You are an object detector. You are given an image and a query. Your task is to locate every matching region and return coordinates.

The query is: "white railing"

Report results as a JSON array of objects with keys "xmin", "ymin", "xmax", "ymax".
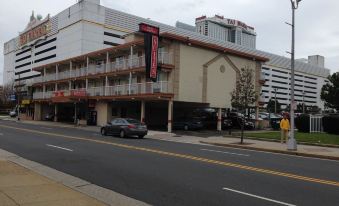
[
  {"xmin": 71, "ymin": 67, "xmax": 87, "ymax": 78},
  {"xmin": 32, "ymin": 53, "xmax": 174, "ymax": 84},
  {"xmin": 87, "ymin": 64, "xmax": 106, "ymax": 75},
  {"xmin": 310, "ymin": 115, "xmax": 323, "ymax": 133},
  {"xmin": 87, "ymin": 87, "xmax": 105, "ymax": 96},
  {"xmin": 33, "ymin": 92, "xmax": 44, "ymax": 99},
  {"xmin": 158, "ymin": 52, "xmax": 174, "ymax": 65},
  {"xmin": 44, "ymin": 74, "xmax": 56, "ymax": 82},
  {"xmin": 58, "ymin": 71, "xmax": 70, "ymax": 80},
  {"xmin": 33, "ymin": 82, "xmax": 172, "ymax": 99}
]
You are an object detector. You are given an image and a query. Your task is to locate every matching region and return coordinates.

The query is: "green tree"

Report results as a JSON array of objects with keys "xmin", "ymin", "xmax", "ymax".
[
  {"xmin": 266, "ymin": 98, "xmax": 281, "ymax": 113},
  {"xmin": 321, "ymin": 72, "xmax": 339, "ymax": 110},
  {"xmin": 230, "ymin": 67, "xmax": 257, "ymax": 144}
]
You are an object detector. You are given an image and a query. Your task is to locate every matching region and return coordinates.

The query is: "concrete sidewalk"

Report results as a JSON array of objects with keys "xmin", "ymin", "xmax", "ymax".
[{"xmin": 0, "ymin": 161, "xmax": 105, "ymax": 206}]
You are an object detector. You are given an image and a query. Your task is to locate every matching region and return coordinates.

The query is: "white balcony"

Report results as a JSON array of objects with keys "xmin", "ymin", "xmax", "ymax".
[
  {"xmin": 44, "ymin": 74, "xmax": 56, "ymax": 82},
  {"xmin": 158, "ymin": 52, "xmax": 173, "ymax": 65},
  {"xmin": 33, "ymin": 82, "xmax": 172, "ymax": 99},
  {"xmin": 32, "ymin": 52, "xmax": 173, "ymax": 84}
]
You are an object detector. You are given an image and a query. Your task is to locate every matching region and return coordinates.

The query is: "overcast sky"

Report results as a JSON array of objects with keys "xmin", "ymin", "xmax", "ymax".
[{"xmin": 0, "ymin": 0, "xmax": 338, "ymax": 85}]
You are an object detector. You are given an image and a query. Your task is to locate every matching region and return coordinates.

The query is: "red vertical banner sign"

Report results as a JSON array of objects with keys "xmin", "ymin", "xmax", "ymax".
[
  {"xmin": 150, "ymin": 35, "xmax": 158, "ymax": 80},
  {"xmin": 139, "ymin": 23, "xmax": 159, "ymax": 82}
]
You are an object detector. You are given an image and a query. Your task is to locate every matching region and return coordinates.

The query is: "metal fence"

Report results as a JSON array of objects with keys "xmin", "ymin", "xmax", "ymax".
[{"xmin": 309, "ymin": 115, "xmax": 323, "ymax": 133}]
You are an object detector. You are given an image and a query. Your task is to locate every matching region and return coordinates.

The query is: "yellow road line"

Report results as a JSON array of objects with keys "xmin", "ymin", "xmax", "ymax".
[{"xmin": 1, "ymin": 124, "xmax": 339, "ymax": 187}]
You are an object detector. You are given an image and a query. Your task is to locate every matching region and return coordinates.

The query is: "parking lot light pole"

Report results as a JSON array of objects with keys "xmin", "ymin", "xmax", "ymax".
[{"xmin": 287, "ymin": 0, "xmax": 301, "ymax": 151}]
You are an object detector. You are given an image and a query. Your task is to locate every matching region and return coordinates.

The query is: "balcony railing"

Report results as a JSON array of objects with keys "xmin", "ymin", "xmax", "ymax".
[
  {"xmin": 33, "ymin": 81, "xmax": 172, "ymax": 99},
  {"xmin": 32, "ymin": 52, "xmax": 174, "ymax": 84}
]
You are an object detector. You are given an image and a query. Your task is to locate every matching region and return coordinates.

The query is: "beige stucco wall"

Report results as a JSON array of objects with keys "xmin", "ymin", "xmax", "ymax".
[
  {"xmin": 178, "ymin": 45, "xmax": 216, "ymax": 103},
  {"xmin": 95, "ymin": 101, "xmax": 110, "ymax": 126},
  {"xmin": 178, "ymin": 44, "xmax": 258, "ymax": 108},
  {"xmin": 206, "ymin": 58, "xmax": 236, "ymax": 108}
]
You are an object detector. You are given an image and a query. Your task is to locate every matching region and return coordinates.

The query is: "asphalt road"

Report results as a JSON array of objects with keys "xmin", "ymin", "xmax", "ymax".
[{"xmin": 0, "ymin": 120, "xmax": 339, "ymax": 206}]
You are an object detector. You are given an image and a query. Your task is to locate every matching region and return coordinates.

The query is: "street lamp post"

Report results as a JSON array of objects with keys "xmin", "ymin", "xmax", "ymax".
[{"xmin": 287, "ymin": 0, "xmax": 301, "ymax": 151}]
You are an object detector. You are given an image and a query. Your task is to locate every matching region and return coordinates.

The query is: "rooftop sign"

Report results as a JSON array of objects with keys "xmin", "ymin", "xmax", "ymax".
[{"xmin": 20, "ymin": 20, "xmax": 51, "ymax": 46}]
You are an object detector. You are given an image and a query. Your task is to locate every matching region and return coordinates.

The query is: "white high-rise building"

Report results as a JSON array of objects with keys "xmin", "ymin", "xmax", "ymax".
[
  {"xmin": 3, "ymin": 0, "xmax": 124, "ymax": 90},
  {"xmin": 195, "ymin": 15, "xmax": 257, "ymax": 49}
]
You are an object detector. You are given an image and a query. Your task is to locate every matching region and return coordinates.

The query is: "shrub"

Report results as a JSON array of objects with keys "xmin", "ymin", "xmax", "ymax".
[
  {"xmin": 323, "ymin": 114, "xmax": 339, "ymax": 135},
  {"xmin": 295, "ymin": 114, "xmax": 310, "ymax": 133}
]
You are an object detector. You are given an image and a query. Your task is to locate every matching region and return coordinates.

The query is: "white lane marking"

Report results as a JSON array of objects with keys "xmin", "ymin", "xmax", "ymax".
[
  {"xmin": 46, "ymin": 144, "xmax": 73, "ymax": 152},
  {"xmin": 222, "ymin": 187, "xmax": 296, "ymax": 206},
  {"xmin": 201, "ymin": 148, "xmax": 250, "ymax": 157}
]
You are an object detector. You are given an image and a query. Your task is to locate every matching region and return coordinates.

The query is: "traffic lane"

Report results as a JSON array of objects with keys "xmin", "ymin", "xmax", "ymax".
[
  {"xmin": 1, "ymin": 120, "xmax": 339, "ymax": 183},
  {"xmin": 0, "ymin": 128, "xmax": 339, "ymax": 206}
]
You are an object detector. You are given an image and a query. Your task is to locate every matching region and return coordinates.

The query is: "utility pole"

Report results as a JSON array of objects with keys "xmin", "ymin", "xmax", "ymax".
[{"xmin": 287, "ymin": 0, "xmax": 301, "ymax": 151}]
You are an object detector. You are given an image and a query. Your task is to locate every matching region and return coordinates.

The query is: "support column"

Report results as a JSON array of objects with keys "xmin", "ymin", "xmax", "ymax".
[
  {"xmin": 217, "ymin": 108, "xmax": 222, "ymax": 131},
  {"xmin": 105, "ymin": 76, "xmax": 108, "ymax": 95},
  {"xmin": 167, "ymin": 99, "xmax": 173, "ymax": 133},
  {"xmin": 56, "ymin": 64, "xmax": 59, "ymax": 80},
  {"xmin": 86, "ymin": 79, "xmax": 88, "ymax": 90},
  {"xmin": 42, "ymin": 85, "xmax": 46, "ymax": 99},
  {"xmin": 86, "ymin": 57, "xmax": 89, "ymax": 75},
  {"xmin": 34, "ymin": 103, "xmax": 42, "ymax": 121},
  {"xmin": 54, "ymin": 104, "xmax": 58, "ymax": 122},
  {"xmin": 141, "ymin": 100, "xmax": 145, "ymax": 123},
  {"xmin": 106, "ymin": 52, "xmax": 109, "ymax": 73},
  {"xmin": 70, "ymin": 61, "xmax": 73, "ymax": 78}
]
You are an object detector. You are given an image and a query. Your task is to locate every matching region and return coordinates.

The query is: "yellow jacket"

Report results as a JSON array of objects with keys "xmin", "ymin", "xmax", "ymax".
[{"xmin": 280, "ymin": 118, "xmax": 290, "ymax": 130}]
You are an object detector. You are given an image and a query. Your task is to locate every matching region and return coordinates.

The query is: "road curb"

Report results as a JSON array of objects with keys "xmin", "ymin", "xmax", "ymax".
[
  {"xmin": 222, "ymin": 134, "xmax": 339, "ymax": 148},
  {"xmin": 200, "ymin": 141, "xmax": 339, "ymax": 161}
]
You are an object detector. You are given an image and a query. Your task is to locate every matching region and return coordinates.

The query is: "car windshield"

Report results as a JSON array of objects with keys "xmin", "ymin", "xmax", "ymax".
[{"xmin": 126, "ymin": 119, "xmax": 140, "ymax": 124}]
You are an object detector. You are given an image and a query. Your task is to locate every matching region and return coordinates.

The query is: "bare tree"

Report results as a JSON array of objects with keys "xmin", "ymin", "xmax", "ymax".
[
  {"xmin": 2, "ymin": 82, "xmax": 15, "ymax": 106},
  {"xmin": 230, "ymin": 67, "xmax": 257, "ymax": 144}
]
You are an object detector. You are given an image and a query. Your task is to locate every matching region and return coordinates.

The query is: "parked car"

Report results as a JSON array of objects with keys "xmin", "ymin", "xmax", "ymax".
[
  {"xmin": 44, "ymin": 113, "xmax": 55, "ymax": 121},
  {"xmin": 222, "ymin": 119, "xmax": 233, "ymax": 129},
  {"xmin": 101, "ymin": 118, "xmax": 147, "ymax": 138},
  {"xmin": 173, "ymin": 117, "xmax": 204, "ymax": 131},
  {"xmin": 227, "ymin": 112, "xmax": 255, "ymax": 130},
  {"xmin": 9, "ymin": 110, "xmax": 17, "ymax": 117},
  {"xmin": 191, "ymin": 108, "xmax": 233, "ymax": 130}
]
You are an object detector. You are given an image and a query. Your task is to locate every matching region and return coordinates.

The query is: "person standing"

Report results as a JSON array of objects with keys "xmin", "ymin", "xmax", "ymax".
[{"xmin": 280, "ymin": 115, "xmax": 290, "ymax": 143}]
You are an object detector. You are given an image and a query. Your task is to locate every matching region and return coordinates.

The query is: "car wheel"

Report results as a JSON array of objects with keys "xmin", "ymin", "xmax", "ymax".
[
  {"xmin": 120, "ymin": 130, "xmax": 125, "ymax": 138},
  {"xmin": 138, "ymin": 135, "xmax": 145, "ymax": 139},
  {"xmin": 184, "ymin": 125, "xmax": 189, "ymax": 131},
  {"xmin": 101, "ymin": 128, "xmax": 107, "ymax": 136}
]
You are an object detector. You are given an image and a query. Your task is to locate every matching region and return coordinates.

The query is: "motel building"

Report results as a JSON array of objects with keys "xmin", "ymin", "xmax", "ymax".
[{"xmin": 31, "ymin": 30, "xmax": 268, "ymax": 132}]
